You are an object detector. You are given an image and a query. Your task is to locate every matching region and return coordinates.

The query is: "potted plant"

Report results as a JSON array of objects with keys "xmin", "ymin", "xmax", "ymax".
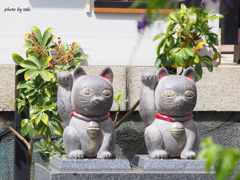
[{"xmin": 153, "ymin": 4, "xmax": 223, "ymax": 80}]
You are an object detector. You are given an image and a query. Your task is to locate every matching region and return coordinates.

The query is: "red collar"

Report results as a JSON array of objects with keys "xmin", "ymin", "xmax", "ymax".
[
  {"xmin": 72, "ymin": 111, "xmax": 110, "ymax": 122},
  {"xmin": 156, "ymin": 113, "xmax": 193, "ymax": 123}
]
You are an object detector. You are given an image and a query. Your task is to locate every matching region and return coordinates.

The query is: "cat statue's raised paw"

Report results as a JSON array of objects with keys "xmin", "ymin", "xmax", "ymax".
[
  {"xmin": 57, "ymin": 67, "xmax": 115, "ymax": 159},
  {"xmin": 139, "ymin": 67, "xmax": 199, "ymax": 159}
]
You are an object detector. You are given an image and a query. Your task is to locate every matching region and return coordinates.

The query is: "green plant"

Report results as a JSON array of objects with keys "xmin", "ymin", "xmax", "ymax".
[
  {"xmin": 153, "ymin": 4, "xmax": 223, "ymax": 79},
  {"xmin": 12, "ymin": 26, "xmax": 88, "ymax": 161},
  {"xmin": 197, "ymin": 137, "xmax": 240, "ymax": 180},
  {"xmin": 113, "ymin": 91, "xmax": 128, "ymax": 125}
]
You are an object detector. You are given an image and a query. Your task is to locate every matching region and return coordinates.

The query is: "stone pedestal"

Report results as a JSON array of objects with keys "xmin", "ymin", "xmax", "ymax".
[
  {"xmin": 131, "ymin": 155, "xmax": 207, "ymax": 172},
  {"xmin": 50, "ymin": 155, "xmax": 131, "ymax": 171},
  {"xmin": 35, "ymin": 155, "xmax": 214, "ymax": 180}
]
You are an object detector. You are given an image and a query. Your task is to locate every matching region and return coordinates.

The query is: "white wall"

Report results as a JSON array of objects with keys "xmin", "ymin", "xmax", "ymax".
[{"xmin": 0, "ymin": 0, "xmax": 219, "ymax": 66}]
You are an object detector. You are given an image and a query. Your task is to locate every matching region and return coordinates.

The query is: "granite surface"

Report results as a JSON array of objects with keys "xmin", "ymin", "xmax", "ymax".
[
  {"xmin": 131, "ymin": 155, "xmax": 206, "ymax": 172},
  {"xmin": 35, "ymin": 154, "xmax": 214, "ymax": 180},
  {"xmin": 50, "ymin": 155, "xmax": 131, "ymax": 171},
  {"xmin": 35, "ymin": 162, "xmax": 214, "ymax": 180}
]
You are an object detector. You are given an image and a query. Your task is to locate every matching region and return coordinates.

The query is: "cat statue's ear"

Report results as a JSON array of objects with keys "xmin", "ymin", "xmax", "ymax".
[
  {"xmin": 73, "ymin": 66, "xmax": 87, "ymax": 81},
  {"xmin": 99, "ymin": 67, "xmax": 113, "ymax": 83},
  {"xmin": 182, "ymin": 67, "xmax": 196, "ymax": 83},
  {"xmin": 156, "ymin": 67, "xmax": 169, "ymax": 81}
]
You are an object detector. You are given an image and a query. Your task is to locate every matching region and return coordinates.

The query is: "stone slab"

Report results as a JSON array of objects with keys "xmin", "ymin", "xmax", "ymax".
[
  {"xmin": 0, "ymin": 65, "xmax": 15, "ymax": 111},
  {"xmin": 194, "ymin": 66, "xmax": 240, "ymax": 111},
  {"xmin": 2, "ymin": 65, "xmax": 240, "ymax": 112},
  {"xmin": 35, "ymin": 162, "xmax": 214, "ymax": 180},
  {"xmin": 50, "ymin": 155, "xmax": 131, "ymax": 171},
  {"xmin": 127, "ymin": 66, "xmax": 240, "ymax": 111},
  {"xmin": 128, "ymin": 66, "xmax": 157, "ymax": 110},
  {"xmin": 131, "ymin": 155, "xmax": 206, "ymax": 172}
]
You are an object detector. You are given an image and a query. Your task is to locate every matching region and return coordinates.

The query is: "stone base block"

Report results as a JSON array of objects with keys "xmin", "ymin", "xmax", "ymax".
[
  {"xmin": 35, "ymin": 155, "xmax": 214, "ymax": 180},
  {"xmin": 50, "ymin": 155, "xmax": 131, "ymax": 171},
  {"xmin": 131, "ymin": 155, "xmax": 206, "ymax": 172}
]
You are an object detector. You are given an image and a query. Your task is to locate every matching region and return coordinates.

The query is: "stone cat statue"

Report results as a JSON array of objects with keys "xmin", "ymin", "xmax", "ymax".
[
  {"xmin": 139, "ymin": 67, "xmax": 199, "ymax": 159},
  {"xmin": 57, "ymin": 66, "xmax": 116, "ymax": 159}
]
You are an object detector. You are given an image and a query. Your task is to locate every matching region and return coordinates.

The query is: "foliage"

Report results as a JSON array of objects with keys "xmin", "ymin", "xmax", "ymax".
[
  {"xmin": 197, "ymin": 137, "xmax": 240, "ymax": 180},
  {"xmin": 153, "ymin": 4, "xmax": 223, "ymax": 79},
  {"xmin": 114, "ymin": 91, "xmax": 128, "ymax": 109},
  {"xmin": 35, "ymin": 138, "xmax": 64, "ymax": 162},
  {"xmin": 113, "ymin": 91, "xmax": 128, "ymax": 126},
  {"xmin": 12, "ymin": 26, "xmax": 88, "ymax": 159}
]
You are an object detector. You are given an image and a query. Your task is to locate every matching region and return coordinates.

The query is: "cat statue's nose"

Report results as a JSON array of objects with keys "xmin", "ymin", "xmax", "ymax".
[
  {"xmin": 93, "ymin": 98, "xmax": 101, "ymax": 105},
  {"xmin": 176, "ymin": 97, "xmax": 185, "ymax": 105}
]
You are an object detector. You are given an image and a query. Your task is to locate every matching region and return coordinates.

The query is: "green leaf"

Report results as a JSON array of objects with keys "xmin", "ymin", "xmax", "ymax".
[
  {"xmin": 21, "ymin": 121, "xmax": 30, "ymax": 136},
  {"xmin": 75, "ymin": 54, "xmax": 89, "ymax": 60},
  {"xmin": 169, "ymin": 12, "xmax": 179, "ymax": 23},
  {"xmin": 180, "ymin": 3, "xmax": 187, "ymax": 11},
  {"xmin": 28, "ymin": 122, "xmax": 35, "ymax": 138},
  {"xmin": 156, "ymin": 37, "xmax": 166, "ymax": 56},
  {"xmin": 164, "ymin": 16, "xmax": 171, "ymax": 24},
  {"xmin": 35, "ymin": 139, "xmax": 47, "ymax": 149},
  {"xmin": 55, "ymin": 138, "xmax": 63, "ymax": 147},
  {"xmin": 114, "ymin": 92, "xmax": 122, "ymax": 102},
  {"xmin": 170, "ymin": 47, "xmax": 180, "ymax": 53},
  {"xmin": 206, "ymin": 33, "xmax": 218, "ymax": 46},
  {"xmin": 193, "ymin": 54, "xmax": 200, "ymax": 63},
  {"xmin": 24, "ymin": 69, "xmax": 39, "ymax": 80},
  {"xmin": 40, "ymin": 70, "xmax": 52, "ymax": 81},
  {"xmin": 194, "ymin": 63, "xmax": 203, "ymax": 81},
  {"xmin": 216, "ymin": 148, "xmax": 240, "ymax": 180},
  {"xmin": 24, "ymin": 42, "xmax": 36, "ymax": 49},
  {"xmin": 42, "ymin": 28, "xmax": 53, "ymax": 47},
  {"xmin": 16, "ymin": 68, "xmax": 28, "ymax": 76},
  {"xmin": 41, "ymin": 112, "xmax": 49, "ymax": 125},
  {"xmin": 49, "ymin": 122, "xmax": 63, "ymax": 136},
  {"xmin": 202, "ymin": 56, "xmax": 213, "ymax": 72},
  {"xmin": 34, "ymin": 148, "xmax": 45, "ymax": 153},
  {"xmin": 31, "ymin": 26, "xmax": 42, "ymax": 42},
  {"xmin": 185, "ymin": 48, "xmax": 195, "ymax": 57},
  {"xmin": 155, "ymin": 57, "xmax": 161, "ymax": 68},
  {"xmin": 27, "ymin": 56, "xmax": 41, "ymax": 69},
  {"xmin": 50, "ymin": 116, "xmax": 62, "ymax": 123},
  {"xmin": 205, "ymin": 145, "xmax": 222, "ymax": 172},
  {"xmin": 159, "ymin": 53, "xmax": 168, "ymax": 67},
  {"xmin": 12, "ymin": 53, "xmax": 24, "ymax": 65},
  {"xmin": 38, "ymin": 94, "xmax": 45, "ymax": 106},
  {"xmin": 208, "ymin": 14, "xmax": 224, "ymax": 20},
  {"xmin": 153, "ymin": 33, "xmax": 164, "ymax": 41},
  {"xmin": 43, "ymin": 56, "xmax": 52, "ymax": 68},
  {"xmin": 59, "ymin": 43, "xmax": 69, "ymax": 56},
  {"xmin": 21, "ymin": 119, "xmax": 29, "ymax": 128},
  {"xmin": 181, "ymin": 49, "xmax": 189, "ymax": 60},
  {"xmin": 44, "ymin": 126, "xmax": 52, "ymax": 143},
  {"xmin": 20, "ymin": 60, "xmax": 39, "ymax": 70},
  {"xmin": 169, "ymin": 52, "xmax": 179, "ymax": 68},
  {"xmin": 45, "ymin": 35, "xmax": 54, "ymax": 47},
  {"xmin": 17, "ymin": 81, "xmax": 30, "ymax": 89},
  {"xmin": 26, "ymin": 49, "xmax": 34, "ymax": 58}
]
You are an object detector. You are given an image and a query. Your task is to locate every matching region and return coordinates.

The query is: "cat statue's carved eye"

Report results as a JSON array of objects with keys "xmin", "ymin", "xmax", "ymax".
[
  {"xmin": 81, "ymin": 87, "xmax": 94, "ymax": 96},
  {"xmin": 162, "ymin": 89, "xmax": 176, "ymax": 97},
  {"xmin": 184, "ymin": 90, "xmax": 195, "ymax": 97},
  {"xmin": 102, "ymin": 89, "xmax": 112, "ymax": 97}
]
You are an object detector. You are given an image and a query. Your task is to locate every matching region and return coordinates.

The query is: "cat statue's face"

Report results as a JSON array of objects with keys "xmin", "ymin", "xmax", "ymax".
[
  {"xmin": 71, "ymin": 67, "xmax": 113, "ymax": 117},
  {"xmin": 155, "ymin": 68, "xmax": 197, "ymax": 117}
]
